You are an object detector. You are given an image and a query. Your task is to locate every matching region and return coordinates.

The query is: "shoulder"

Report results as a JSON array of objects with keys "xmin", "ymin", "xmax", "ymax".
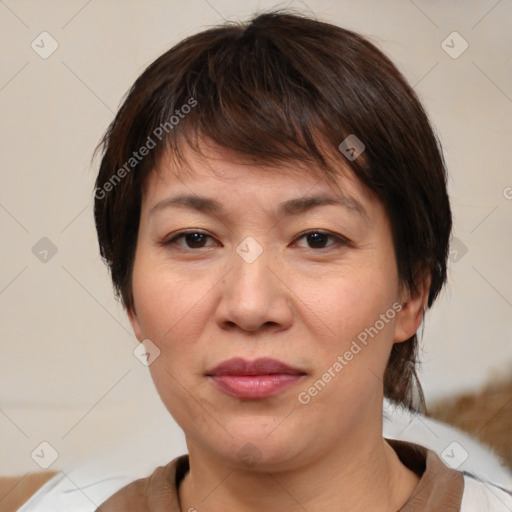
[
  {"xmin": 383, "ymin": 399, "xmax": 512, "ymax": 489},
  {"xmin": 16, "ymin": 471, "xmax": 130, "ymax": 512},
  {"xmin": 17, "ymin": 455, "xmax": 188, "ymax": 512},
  {"xmin": 95, "ymin": 476, "xmax": 148, "ymax": 511},
  {"xmin": 460, "ymin": 474, "xmax": 512, "ymax": 512},
  {"xmin": 97, "ymin": 455, "xmax": 188, "ymax": 512}
]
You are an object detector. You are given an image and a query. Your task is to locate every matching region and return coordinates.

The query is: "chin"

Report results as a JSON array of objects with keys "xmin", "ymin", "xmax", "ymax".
[{"xmin": 213, "ymin": 427, "xmax": 310, "ymax": 470}]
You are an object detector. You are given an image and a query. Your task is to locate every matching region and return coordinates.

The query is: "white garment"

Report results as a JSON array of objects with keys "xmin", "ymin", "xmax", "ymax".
[
  {"xmin": 19, "ymin": 400, "xmax": 512, "ymax": 511},
  {"xmin": 460, "ymin": 475, "xmax": 512, "ymax": 511}
]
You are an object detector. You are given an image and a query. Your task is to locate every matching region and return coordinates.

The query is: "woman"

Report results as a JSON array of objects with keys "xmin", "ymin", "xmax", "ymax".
[{"xmin": 92, "ymin": 11, "xmax": 511, "ymax": 511}]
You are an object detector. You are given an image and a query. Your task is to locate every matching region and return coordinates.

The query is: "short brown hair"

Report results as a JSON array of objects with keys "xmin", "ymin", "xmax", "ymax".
[{"xmin": 94, "ymin": 11, "xmax": 452, "ymax": 410}]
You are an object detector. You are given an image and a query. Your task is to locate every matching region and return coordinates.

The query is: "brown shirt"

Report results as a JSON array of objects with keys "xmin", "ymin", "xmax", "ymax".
[{"xmin": 96, "ymin": 439, "xmax": 464, "ymax": 511}]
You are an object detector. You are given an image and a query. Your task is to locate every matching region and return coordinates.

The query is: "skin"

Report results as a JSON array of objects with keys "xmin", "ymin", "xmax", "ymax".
[{"xmin": 128, "ymin": 140, "xmax": 430, "ymax": 512}]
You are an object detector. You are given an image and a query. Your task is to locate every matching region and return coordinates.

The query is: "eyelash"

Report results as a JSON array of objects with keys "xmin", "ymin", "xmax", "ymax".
[{"xmin": 159, "ymin": 230, "xmax": 351, "ymax": 251}]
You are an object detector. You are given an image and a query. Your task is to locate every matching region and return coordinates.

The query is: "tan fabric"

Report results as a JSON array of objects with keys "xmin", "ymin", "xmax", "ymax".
[
  {"xmin": 389, "ymin": 440, "xmax": 464, "ymax": 511},
  {"xmin": 96, "ymin": 440, "xmax": 464, "ymax": 511},
  {"xmin": 0, "ymin": 471, "xmax": 58, "ymax": 512}
]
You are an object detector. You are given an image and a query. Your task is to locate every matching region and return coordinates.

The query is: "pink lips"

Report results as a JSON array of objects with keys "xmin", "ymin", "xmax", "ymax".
[{"xmin": 206, "ymin": 357, "xmax": 306, "ymax": 399}]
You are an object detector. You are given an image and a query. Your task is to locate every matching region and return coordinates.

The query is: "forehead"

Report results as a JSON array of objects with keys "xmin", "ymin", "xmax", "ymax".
[{"xmin": 143, "ymin": 142, "xmax": 377, "ymax": 217}]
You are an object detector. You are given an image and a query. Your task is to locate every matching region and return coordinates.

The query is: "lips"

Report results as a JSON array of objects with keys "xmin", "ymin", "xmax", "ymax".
[{"xmin": 206, "ymin": 358, "xmax": 306, "ymax": 399}]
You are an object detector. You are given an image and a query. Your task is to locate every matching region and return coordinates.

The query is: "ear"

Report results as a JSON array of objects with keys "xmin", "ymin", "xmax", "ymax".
[
  {"xmin": 394, "ymin": 271, "xmax": 431, "ymax": 344},
  {"xmin": 127, "ymin": 304, "xmax": 144, "ymax": 342}
]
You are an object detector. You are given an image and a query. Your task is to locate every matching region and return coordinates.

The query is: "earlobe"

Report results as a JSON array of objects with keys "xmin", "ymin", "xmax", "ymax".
[{"xmin": 393, "ymin": 273, "xmax": 431, "ymax": 344}]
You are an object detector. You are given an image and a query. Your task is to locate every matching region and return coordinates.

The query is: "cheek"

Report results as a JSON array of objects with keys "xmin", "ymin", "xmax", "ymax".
[
  {"xmin": 131, "ymin": 260, "xmax": 217, "ymax": 430},
  {"xmin": 291, "ymin": 263, "xmax": 400, "ymax": 410},
  {"xmin": 297, "ymin": 265, "xmax": 398, "ymax": 344},
  {"xmin": 131, "ymin": 257, "xmax": 209, "ymax": 342},
  {"xmin": 297, "ymin": 274, "xmax": 399, "ymax": 415},
  {"xmin": 130, "ymin": 255, "xmax": 220, "ymax": 397}
]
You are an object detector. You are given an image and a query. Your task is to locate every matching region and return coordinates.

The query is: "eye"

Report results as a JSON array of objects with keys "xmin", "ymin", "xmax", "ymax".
[
  {"xmin": 160, "ymin": 229, "xmax": 349, "ymax": 251},
  {"xmin": 293, "ymin": 230, "xmax": 349, "ymax": 249},
  {"xmin": 160, "ymin": 231, "xmax": 218, "ymax": 249}
]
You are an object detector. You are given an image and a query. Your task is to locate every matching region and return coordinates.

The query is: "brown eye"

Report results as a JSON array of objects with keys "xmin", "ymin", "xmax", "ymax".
[
  {"xmin": 162, "ymin": 231, "xmax": 217, "ymax": 249},
  {"xmin": 306, "ymin": 232, "xmax": 330, "ymax": 249},
  {"xmin": 294, "ymin": 230, "xmax": 349, "ymax": 249},
  {"xmin": 182, "ymin": 233, "xmax": 208, "ymax": 248}
]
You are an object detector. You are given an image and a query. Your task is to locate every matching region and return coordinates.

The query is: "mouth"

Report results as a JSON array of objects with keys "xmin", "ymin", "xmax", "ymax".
[{"xmin": 205, "ymin": 357, "xmax": 306, "ymax": 399}]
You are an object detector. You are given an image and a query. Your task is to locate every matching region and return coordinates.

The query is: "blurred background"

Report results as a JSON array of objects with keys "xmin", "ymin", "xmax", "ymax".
[{"xmin": 1, "ymin": 0, "xmax": 511, "ymax": 475}]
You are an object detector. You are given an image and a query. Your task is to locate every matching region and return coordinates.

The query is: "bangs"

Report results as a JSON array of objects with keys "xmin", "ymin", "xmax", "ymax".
[{"xmin": 125, "ymin": 14, "xmax": 373, "ymax": 186}]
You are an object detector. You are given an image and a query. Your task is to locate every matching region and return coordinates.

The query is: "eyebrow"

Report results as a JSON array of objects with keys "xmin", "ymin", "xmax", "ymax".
[{"xmin": 149, "ymin": 192, "xmax": 368, "ymax": 220}]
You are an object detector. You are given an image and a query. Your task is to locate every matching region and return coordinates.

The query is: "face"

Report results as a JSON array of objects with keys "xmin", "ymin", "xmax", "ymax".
[{"xmin": 128, "ymin": 142, "xmax": 424, "ymax": 471}]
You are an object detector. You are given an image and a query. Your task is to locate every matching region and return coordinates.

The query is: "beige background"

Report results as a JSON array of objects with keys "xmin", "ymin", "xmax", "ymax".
[{"xmin": 1, "ymin": 0, "xmax": 511, "ymax": 475}]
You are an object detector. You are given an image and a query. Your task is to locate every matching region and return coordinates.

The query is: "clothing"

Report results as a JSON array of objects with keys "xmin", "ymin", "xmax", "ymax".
[
  {"xmin": 0, "ymin": 471, "xmax": 57, "ymax": 512},
  {"xmin": 16, "ymin": 402, "xmax": 512, "ymax": 511},
  {"xmin": 95, "ymin": 439, "xmax": 512, "ymax": 511}
]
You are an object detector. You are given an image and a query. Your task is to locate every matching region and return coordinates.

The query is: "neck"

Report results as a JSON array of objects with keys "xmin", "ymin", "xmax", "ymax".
[{"xmin": 178, "ymin": 418, "xmax": 419, "ymax": 512}]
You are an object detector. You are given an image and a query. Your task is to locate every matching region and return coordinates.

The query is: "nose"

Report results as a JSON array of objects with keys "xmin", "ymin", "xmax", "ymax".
[{"xmin": 215, "ymin": 244, "xmax": 294, "ymax": 333}]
